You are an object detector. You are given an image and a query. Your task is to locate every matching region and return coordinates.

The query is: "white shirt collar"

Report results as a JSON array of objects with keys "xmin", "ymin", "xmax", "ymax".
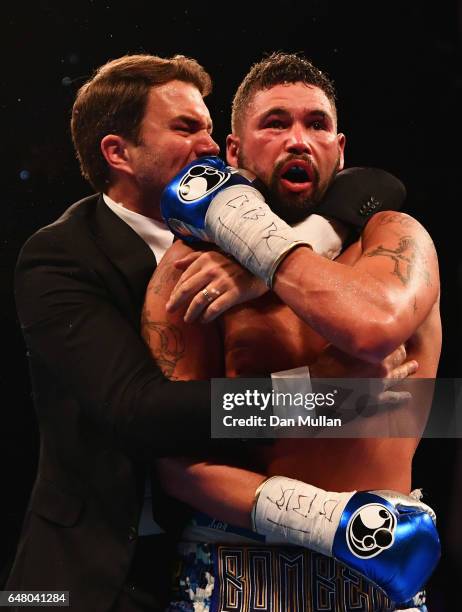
[{"xmin": 103, "ymin": 193, "xmax": 173, "ymax": 263}]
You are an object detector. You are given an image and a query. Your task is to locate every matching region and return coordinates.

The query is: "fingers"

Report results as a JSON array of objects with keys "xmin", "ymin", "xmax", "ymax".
[
  {"xmin": 382, "ymin": 359, "xmax": 418, "ymax": 391},
  {"xmin": 182, "ymin": 286, "xmax": 221, "ymax": 323},
  {"xmin": 383, "ymin": 344, "xmax": 407, "ymax": 371},
  {"xmin": 376, "ymin": 390, "xmax": 413, "ymax": 405},
  {"xmin": 166, "ymin": 249, "xmax": 267, "ymax": 322},
  {"xmin": 185, "ymin": 291, "xmax": 232, "ymax": 324},
  {"xmin": 365, "ymin": 356, "xmax": 417, "ymax": 407},
  {"xmin": 174, "ymin": 251, "xmax": 204, "ymax": 270},
  {"xmin": 167, "ymin": 252, "xmax": 231, "ymax": 313},
  {"xmin": 392, "ymin": 344, "xmax": 407, "ymax": 368},
  {"xmin": 167, "ymin": 269, "xmax": 213, "ymax": 314},
  {"xmin": 175, "ymin": 284, "xmax": 240, "ymax": 324},
  {"xmin": 200, "ymin": 294, "xmax": 233, "ymax": 323}
]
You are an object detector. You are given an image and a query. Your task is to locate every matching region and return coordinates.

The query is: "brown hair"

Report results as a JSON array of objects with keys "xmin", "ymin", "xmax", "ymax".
[
  {"xmin": 231, "ymin": 52, "xmax": 337, "ymax": 134},
  {"xmin": 71, "ymin": 54, "xmax": 212, "ymax": 191}
]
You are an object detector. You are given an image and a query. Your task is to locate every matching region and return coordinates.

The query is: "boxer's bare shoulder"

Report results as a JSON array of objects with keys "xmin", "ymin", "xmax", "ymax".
[{"xmin": 142, "ymin": 241, "xmax": 224, "ymax": 380}]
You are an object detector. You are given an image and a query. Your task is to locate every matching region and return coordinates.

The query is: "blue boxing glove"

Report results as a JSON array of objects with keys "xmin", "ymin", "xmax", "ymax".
[
  {"xmin": 252, "ymin": 476, "xmax": 440, "ymax": 604},
  {"xmin": 161, "ymin": 156, "xmax": 311, "ymax": 286},
  {"xmin": 161, "ymin": 156, "xmax": 250, "ymax": 242}
]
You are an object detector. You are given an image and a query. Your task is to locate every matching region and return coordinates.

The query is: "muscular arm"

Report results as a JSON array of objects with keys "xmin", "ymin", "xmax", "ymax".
[
  {"xmin": 273, "ymin": 212, "xmax": 439, "ymax": 362},
  {"xmin": 156, "ymin": 457, "xmax": 263, "ymax": 528},
  {"xmin": 169, "ymin": 212, "xmax": 439, "ymax": 363}
]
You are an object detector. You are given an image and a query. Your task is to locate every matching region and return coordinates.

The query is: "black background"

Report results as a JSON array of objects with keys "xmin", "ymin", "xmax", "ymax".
[{"xmin": 1, "ymin": 1, "xmax": 461, "ymax": 608}]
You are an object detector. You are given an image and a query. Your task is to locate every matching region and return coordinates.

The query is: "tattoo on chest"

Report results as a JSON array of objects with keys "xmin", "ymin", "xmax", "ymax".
[{"xmin": 365, "ymin": 235, "xmax": 431, "ymax": 287}]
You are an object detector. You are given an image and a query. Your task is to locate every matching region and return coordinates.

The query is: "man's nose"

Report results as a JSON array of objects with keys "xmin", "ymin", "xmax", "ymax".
[
  {"xmin": 195, "ymin": 133, "xmax": 220, "ymax": 158},
  {"xmin": 285, "ymin": 126, "xmax": 311, "ymax": 155}
]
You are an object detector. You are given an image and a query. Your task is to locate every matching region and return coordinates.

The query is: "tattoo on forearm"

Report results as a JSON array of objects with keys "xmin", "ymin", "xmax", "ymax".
[
  {"xmin": 365, "ymin": 236, "xmax": 431, "ymax": 287},
  {"xmin": 141, "ymin": 308, "xmax": 185, "ymax": 379}
]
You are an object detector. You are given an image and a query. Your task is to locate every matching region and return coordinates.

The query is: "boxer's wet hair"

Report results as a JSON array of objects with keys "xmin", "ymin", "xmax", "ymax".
[
  {"xmin": 71, "ymin": 54, "xmax": 212, "ymax": 192},
  {"xmin": 231, "ymin": 52, "xmax": 337, "ymax": 135}
]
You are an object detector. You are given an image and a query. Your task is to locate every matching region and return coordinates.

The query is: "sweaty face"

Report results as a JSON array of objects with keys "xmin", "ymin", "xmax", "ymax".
[
  {"xmin": 128, "ymin": 80, "xmax": 219, "ymax": 205},
  {"xmin": 228, "ymin": 83, "xmax": 345, "ymax": 223}
]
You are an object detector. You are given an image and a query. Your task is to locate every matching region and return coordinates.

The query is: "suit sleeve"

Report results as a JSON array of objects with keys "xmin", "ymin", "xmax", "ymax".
[{"xmin": 15, "ymin": 227, "xmax": 214, "ymax": 460}]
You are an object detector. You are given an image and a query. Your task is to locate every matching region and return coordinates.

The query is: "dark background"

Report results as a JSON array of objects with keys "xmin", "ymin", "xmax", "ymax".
[{"xmin": 1, "ymin": 1, "xmax": 461, "ymax": 608}]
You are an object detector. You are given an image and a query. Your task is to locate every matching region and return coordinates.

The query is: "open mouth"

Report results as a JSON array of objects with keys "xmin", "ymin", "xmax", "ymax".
[
  {"xmin": 279, "ymin": 160, "xmax": 314, "ymax": 192},
  {"xmin": 281, "ymin": 165, "xmax": 311, "ymax": 183}
]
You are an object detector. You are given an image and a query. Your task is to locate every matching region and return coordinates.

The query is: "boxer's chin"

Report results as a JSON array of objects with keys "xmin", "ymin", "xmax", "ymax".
[
  {"xmin": 269, "ymin": 186, "xmax": 320, "ymax": 225},
  {"xmin": 270, "ymin": 161, "xmax": 341, "ymax": 224}
]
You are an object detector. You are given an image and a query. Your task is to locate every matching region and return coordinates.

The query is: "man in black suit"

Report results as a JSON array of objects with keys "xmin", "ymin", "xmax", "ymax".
[{"xmin": 7, "ymin": 53, "xmax": 224, "ymax": 612}]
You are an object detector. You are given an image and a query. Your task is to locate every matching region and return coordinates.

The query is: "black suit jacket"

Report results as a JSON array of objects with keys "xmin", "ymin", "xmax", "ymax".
[{"xmin": 7, "ymin": 194, "xmax": 213, "ymax": 610}]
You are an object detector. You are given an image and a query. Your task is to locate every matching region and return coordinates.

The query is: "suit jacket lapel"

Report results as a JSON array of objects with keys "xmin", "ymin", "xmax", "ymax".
[{"xmin": 91, "ymin": 195, "xmax": 157, "ymax": 316}]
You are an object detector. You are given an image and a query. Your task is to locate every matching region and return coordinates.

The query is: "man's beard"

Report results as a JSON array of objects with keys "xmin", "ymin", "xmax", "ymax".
[{"xmin": 238, "ymin": 152, "xmax": 340, "ymax": 225}]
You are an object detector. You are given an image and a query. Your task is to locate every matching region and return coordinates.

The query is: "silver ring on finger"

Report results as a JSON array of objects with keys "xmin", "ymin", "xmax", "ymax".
[{"xmin": 202, "ymin": 287, "xmax": 221, "ymax": 304}]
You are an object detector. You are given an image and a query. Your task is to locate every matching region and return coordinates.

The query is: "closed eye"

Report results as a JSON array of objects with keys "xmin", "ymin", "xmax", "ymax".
[
  {"xmin": 173, "ymin": 123, "xmax": 196, "ymax": 134},
  {"xmin": 264, "ymin": 119, "xmax": 286, "ymax": 129},
  {"xmin": 172, "ymin": 116, "xmax": 213, "ymax": 135}
]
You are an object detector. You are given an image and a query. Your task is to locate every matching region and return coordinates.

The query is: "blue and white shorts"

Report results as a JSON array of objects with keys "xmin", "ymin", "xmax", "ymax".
[{"xmin": 166, "ymin": 514, "xmax": 427, "ymax": 612}]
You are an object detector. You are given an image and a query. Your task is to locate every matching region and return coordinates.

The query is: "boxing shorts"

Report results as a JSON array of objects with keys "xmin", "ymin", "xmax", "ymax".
[{"xmin": 165, "ymin": 513, "xmax": 427, "ymax": 612}]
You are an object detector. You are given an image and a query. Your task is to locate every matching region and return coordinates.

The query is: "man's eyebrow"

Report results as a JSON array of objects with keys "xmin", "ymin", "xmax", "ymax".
[
  {"xmin": 310, "ymin": 110, "xmax": 329, "ymax": 118},
  {"xmin": 258, "ymin": 108, "xmax": 333, "ymax": 122},
  {"xmin": 173, "ymin": 115, "xmax": 213, "ymax": 131},
  {"xmin": 297, "ymin": 109, "xmax": 333, "ymax": 122},
  {"xmin": 259, "ymin": 107, "xmax": 290, "ymax": 120}
]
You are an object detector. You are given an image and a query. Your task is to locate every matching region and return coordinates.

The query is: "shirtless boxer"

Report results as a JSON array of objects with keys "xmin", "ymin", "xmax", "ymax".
[{"xmin": 147, "ymin": 54, "xmax": 441, "ymax": 610}]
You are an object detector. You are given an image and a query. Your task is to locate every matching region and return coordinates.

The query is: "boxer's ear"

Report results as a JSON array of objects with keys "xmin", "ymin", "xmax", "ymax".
[
  {"xmin": 226, "ymin": 134, "xmax": 240, "ymax": 168},
  {"xmin": 337, "ymin": 133, "xmax": 346, "ymax": 171}
]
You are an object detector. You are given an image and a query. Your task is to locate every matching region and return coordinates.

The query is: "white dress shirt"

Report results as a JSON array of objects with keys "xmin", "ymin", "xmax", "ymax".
[
  {"xmin": 103, "ymin": 193, "xmax": 173, "ymax": 263},
  {"xmin": 104, "ymin": 193, "xmax": 172, "ymax": 535}
]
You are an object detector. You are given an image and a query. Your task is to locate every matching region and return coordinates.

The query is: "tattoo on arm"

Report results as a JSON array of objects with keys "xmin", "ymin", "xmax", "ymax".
[
  {"xmin": 377, "ymin": 213, "xmax": 416, "ymax": 228},
  {"xmin": 141, "ymin": 307, "xmax": 185, "ymax": 379},
  {"xmin": 365, "ymin": 235, "xmax": 432, "ymax": 287},
  {"xmin": 147, "ymin": 265, "xmax": 182, "ymax": 297}
]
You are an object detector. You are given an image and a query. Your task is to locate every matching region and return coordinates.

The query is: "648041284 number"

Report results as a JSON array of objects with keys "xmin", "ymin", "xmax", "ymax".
[{"xmin": 0, "ymin": 591, "xmax": 69, "ymax": 607}]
